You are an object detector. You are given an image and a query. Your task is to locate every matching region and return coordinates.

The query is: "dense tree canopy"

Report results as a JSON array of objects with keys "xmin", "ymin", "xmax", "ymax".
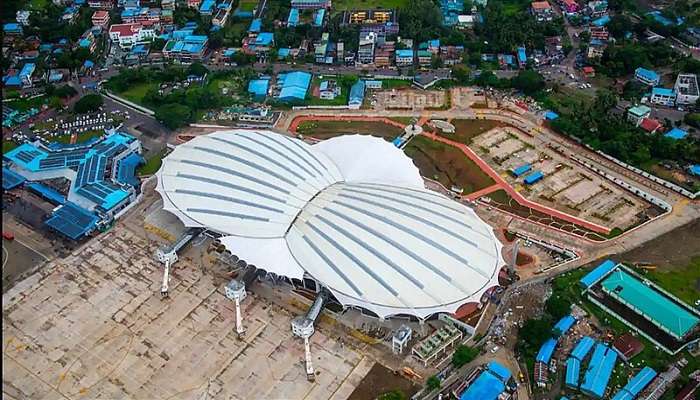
[
  {"xmin": 74, "ymin": 94, "xmax": 103, "ymax": 114},
  {"xmin": 452, "ymin": 345, "xmax": 479, "ymax": 368},
  {"xmin": 398, "ymin": 0, "xmax": 444, "ymax": 44},
  {"xmin": 155, "ymin": 103, "xmax": 192, "ymax": 130},
  {"xmin": 511, "ymin": 70, "xmax": 545, "ymax": 95}
]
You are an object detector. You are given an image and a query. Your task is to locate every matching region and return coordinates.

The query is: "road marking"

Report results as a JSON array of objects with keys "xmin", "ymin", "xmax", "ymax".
[
  {"xmin": 2, "ymin": 245, "xmax": 8, "ymax": 271},
  {"xmin": 14, "ymin": 237, "xmax": 50, "ymax": 261}
]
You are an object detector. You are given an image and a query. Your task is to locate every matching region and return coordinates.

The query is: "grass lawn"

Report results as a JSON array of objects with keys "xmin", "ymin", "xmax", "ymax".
[
  {"xmin": 444, "ymin": 119, "xmax": 505, "ymax": 145},
  {"xmin": 237, "ymin": 0, "xmax": 258, "ymax": 12},
  {"xmin": 403, "ymin": 135, "xmax": 495, "ymax": 193},
  {"xmin": 640, "ymin": 256, "xmax": 700, "ymax": 305},
  {"xmin": 4, "ymin": 95, "xmax": 53, "ymax": 112},
  {"xmin": 380, "ymin": 79, "xmax": 412, "ymax": 89},
  {"xmin": 389, "ymin": 117, "xmax": 413, "ymax": 125},
  {"xmin": 28, "ymin": 0, "xmax": 48, "ymax": 10},
  {"xmin": 296, "ymin": 120, "xmax": 404, "ymax": 140},
  {"xmin": 306, "ymin": 78, "xmax": 350, "ymax": 106},
  {"xmin": 52, "ymin": 130, "xmax": 104, "ymax": 145},
  {"xmin": 3, "ymin": 140, "xmax": 19, "ymax": 154},
  {"xmin": 118, "ymin": 83, "xmax": 157, "ymax": 105},
  {"xmin": 331, "ymin": 0, "xmax": 409, "ymax": 12},
  {"xmin": 137, "ymin": 148, "xmax": 167, "ymax": 175}
]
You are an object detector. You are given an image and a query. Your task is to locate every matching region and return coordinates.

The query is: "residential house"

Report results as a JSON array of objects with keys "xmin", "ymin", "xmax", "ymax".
[
  {"xmin": 440, "ymin": 0, "xmax": 464, "ymax": 26},
  {"xmin": 92, "ymin": 10, "xmax": 110, "ymax": 28},
  {"xmin": 649, "ymin": 87, "xmax": 676, "ymax": 107},
  {"xmin": 498, "ymin": 54, "xmax": 516, "ymax": 69},
  {"xmin": 627, "ymin": 104, "xmax": 651, "ymax": 126},
  {"xmin": 589, "ymin": 26, "xmax": 609, "ymax": 40},
  {"xmin": 439, "ymin": 45, "xmax": 464, "ymax": 65},
  {"xmin": 314, "ymin": 33, "xmax": 333, "ymax": 64},
  {"xmin": 531, "ymin": 1, "xmax": 553, "ymax": 22},
  {"xmin": 357, "ymin": 32, "xmax": 377, "ymax": 65},
  {"xmin": 417, "ymin": 50, "xmax": 432, "ymax": 67},
  {"xmin": 3, "ymin": 23, "xmax": 23, "ymax": 36},
  {"xmin": 562, "ymin": 0, "xmax": 579, "ymax": 13},
  {"xmin": 161, "ymin": 9, "xmax": 173, "ymax": 25},
  {"xmin": 586, "ymin": 0, "xmax": 607, "ymax": 17},
  {"xmin": 586, "ymin": 42, "xmax": 606, "ymax": 59},
  {"xmin": 374, "ymin": 41, "xmax": 394, "ymax": 68},
  {"xmin": 318, "ymin": 80, "xmax": 340, "ymax": 99},
  {"xmin": 674, "ymin": 73, "xmax": 699, "ymax": 105},
  {"xmin": 19, "ymin": 63, "xmax": 36, "ymax": 87},
  {"xmin": 635, "ymin": 67, "xmax": 660, "ymax": 86},
  {"xmin": 395, "ymin": 49, "xmax": 414, "ymax": 66},
  {"xmin": 517, "ymin": 46, "xmax": 527, "ymax": 68},
  {"xmin": 121, "ymin": 7, "xmax": 161, "ymax": 25},
  {"xmin": 348, "ymin": 80, "xmax": 365, "ymax": 109},
  {"xmin": 161, "ymin": 0, "xmax": 176, "ymax": 9},
  {"xmin": 313, "ymin": 9, "xmax": 326, "ymax": 27},
  {"xmin": 62, "ymin": 6, "xmax": 80, "ymax": 24},
  {"xmin": 639, "ymin": 117, "xmax": 662, "ymax": 133},
  {"xmin": 109, "ymin": 23, "xmax": 155, "ymax": 49},
  {"xmin": 582, "ymin": 66, "xmax": 595, "ymax": 78},
  {"xmin": 187, "ymin": 0, "xmax": 201, "ymax": 8},
  {"xmin": 341, "ymin": 9, "xmax": 400, "ymax": 36},
  {"xmin": 545, "ymin": 36, "xmax": 562, "ymax": 56},
  {"xmin": 199, "ymin": 0, "xmax": 215, "ymax": 15},
  {"xmin": 336, "ymin": 42, "xmax": 344, "ymax": 63},
  {"xmin": 78, "ymin": 30, "xmax": 98, "ymax": 52}
]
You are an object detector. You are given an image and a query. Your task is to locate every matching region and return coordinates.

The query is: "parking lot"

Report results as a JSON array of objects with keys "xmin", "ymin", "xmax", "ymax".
[
  {"xmin": 373, "ymin": 89, "xmax": 447, "ymax": 111},
  {"xmin": 469, "ymin": 126, "xmax": 655, "ymax": 231}
]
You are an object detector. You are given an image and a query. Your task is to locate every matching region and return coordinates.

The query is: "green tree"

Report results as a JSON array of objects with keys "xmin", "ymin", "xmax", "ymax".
[
  {"xmin": 187, "ymin": 62, "xmax": 208, "ymax": 77},
  {"xmin": 545, "ymin": 294, "xmax": 571, "ymax": 322},
  {"xmin": 74, "ymin": 94, "xmax": 103, "ymax": 113},
  {"xmin": 452, "ymin": 345, "xmax": 479, "ymax": 368},
  {"xmin": 378, "ymin": 390, "xmax": 406, "ymax": 400},
  {"xmin": 155, "ymin": 103, "xmax": 192, "ymax": 129},
  {"xmin": 426, "ymin": 375, "xmax": 441, "ymax": 391},
  {"xmin": 511, "ymin": 70, "xmax": 545, "ymax": 95},
  {"xmin": 398, "ymin": 0, "xmax": 444, "ymax": 43}
]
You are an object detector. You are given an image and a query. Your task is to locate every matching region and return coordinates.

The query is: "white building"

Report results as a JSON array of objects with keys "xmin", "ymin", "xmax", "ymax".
[
  {"xmin": 674, "ymin": 73, "xmax": 699, "ymax": 106},
  {"xmin": 357, "ymin": 32, "xmax": 376, "ymax": 65},
  {"xmin": 155, "ymin": 130, "xmax": 504, "ymax": 320},
  {"xmin": 648, "ymin": 87, "xmax": 676, "ymax": 107},
  {"xmin": 108, "ymin": 23, "xmax": 155, "ymax": 50}
]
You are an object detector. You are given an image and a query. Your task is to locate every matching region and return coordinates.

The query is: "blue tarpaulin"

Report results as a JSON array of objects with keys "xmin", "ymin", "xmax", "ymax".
[
  {"xmin": 524, "ymin": 171, "xmax": 544, "ymax": 185},
  {"xmin": 511, "ymin": 164, "xmax": 532, "ymax": 177}
]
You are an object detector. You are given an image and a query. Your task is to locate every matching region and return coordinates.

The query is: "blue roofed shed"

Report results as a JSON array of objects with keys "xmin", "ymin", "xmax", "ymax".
[
  {"xmin": 348, "ymin": 80, "xmax": 366, "ymax": 108},
  {"xmin": 592, "ymin": 15, "xmax": 610, "ymax": 26},
  {"xmin": 460, "ymin": 370, "xmax": 506, "ymax": 400},
  {"xmin": 579, "ymin": 259, "xmax": 616, "ymax": 288},
  {"xmin": 690, "ymin": 165, "xmax": 700, "ymax": 176},
  {"xmin": 255, "ymin": 32, "xmax": 274, "ymax": 46},
  {"xmin": 581, "ymin": 344, "xmax": 617, "ymax": 398},
  {"xmin": 2, "ymin": 167, "xmax": 26, "ymax": 190},
  {"xmin": 665, "ymin": 127, "xmax": 688, "ymax": 140},
  {"xmin": 524, "ymin": 171, "xmax": 544, "ymax": 185},
  {"xmin": 45, "ymin": 202, "xmax": 99, "ymax": 240},
  {"xmin": 565, "ymin": 358, "xmax": 580, "ymax": 388},
  {"xmin": 249, "ymin": 18, "xmax": 262, "ymax": 33},
  {"xmin": 544, "ymin": 110, "xmax": 559, "ymax": 120},
  {"xmin": 248, "ymin": 79, "xmax": 269, "ymax": 98},
  {"xmin": 517, "ymin": 47, "xmax": 527, "ymax": 65},
  {"xmin": 536, "ymin": 338, "xmax": 557, "ymax": 363},
  {"xmin": 554, "ymin": 315, "xmax": 576, "ymax": 335},
  {"xmin": 287, "ymin": 8, "xmax": 299, "ymax": 26},
  {"xmin": 611, "ymin": 367, "xmax": 657, "ymax": 400},
  {"xmin": 511, "ymin": 164, "xmax": 531, "ymax": 177},
  {"xmin": 278, "ymin": 71, "xmax": 311, "ymax": 102},
  {"xmin": 571, "ymin": 336, "xmax": 595, "ymax": 360}
]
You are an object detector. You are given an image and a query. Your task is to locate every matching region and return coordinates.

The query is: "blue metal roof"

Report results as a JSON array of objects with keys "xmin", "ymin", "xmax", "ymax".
[
  {"xmin": 651, "ymin": 87, "xmax": 675, "ymax": 96},
  {"xmin": 249, "ymin": 18, "xmax": 262, "ymax": 33},
  {"xmin": 486, "ymin": 361, "xmax": 511, "ymax": 383},
  {"xmin": 396, "ymin": 49, "xmax": 414, "ymax": 58},
  {"xmin": 278, "ymin": 71, "xmax": 311, "ymax": 101},
  {"xmin": 512, "ymin": 164, "xmax": 532, "ymax": 177},
  {"xmin": 523, "ymin": 170, "xmax": 544, "ymax": 185},
  {"xmin": 536, "ymin": 338, "xmax": 557, "ymax": 363},
  {"xmin": 287, "ymin": 8, "xmax": 299, "ymax": 26},
  {"xmin": 565, "ymin": 358, "xmax": 580, "ymax": 388},
  {"xmin": 116, "ymin": 152, "xmax": 144, "ymax": 187},
  {"xmin": 19, "ymin": 63, "xmax": 35, "ymax": 79},
  {"xmin": 313, "ymin": 8, "xmax": 325, "ymax": 26},
  {"xmin": 580, "ymin": 259, "xmax": 616, "ymax": 288},
  {"xmin": 544, "ymin": 110, "xmax": 559, "ymax": 120},
  {"xmin": 581, "ymin": 344, "xmax": 617, "ymax": 398},
  {"xmin": 592, "ymin": 15, "xmax": 610, "ymax": 26},
  {"xmin": 690, "ymin": 165, "xmax": 700, "ymax": 176},
  {"xmin": 248, "ymin": 79, "xmax": 269, "ymax": 97},
  {"xmin": 278, "ymin": 48, "xmax": 290, "ymax": 58},
  {"xmin": 45, "ymin": 202, "xmax": 99, "ymax": 240},
  {"xmin": 517, "ymin": 47, "xmax": 527, "ymax": 63},
  {"xmin": 570, "ymin": 336, "xmax": 595, "ymax": 360},
  {"xmin": 635, "ymin": 67, "xmax": 659, "ymax": 83},
  {"xmin": 349, "ymin": 80, "xmax": 366, "ymax": 105},
  {"xmin": 460, "ymin": 370, "xmax": 506, "ymax": 400},
  {"xmin": 554, "ymin": 315, "xmax": 576, "ymax": 335},
  {"xmin": 200, "ymin": 0, "xmax": 215, "ymax": 12},
  {"xmin": 665, "ymin": 127, "xmax": 688, "ymax": 140},
  {"xmin": 2, "ymin": 167, "xmax": 26, "ymax": 190},
  {"xmin": 611, "ymin": 367, "xmax": 657, "ymax": 400},
  {"xmin": 255, "ymin": 32, "xmax": 274, "ymax": 46}
]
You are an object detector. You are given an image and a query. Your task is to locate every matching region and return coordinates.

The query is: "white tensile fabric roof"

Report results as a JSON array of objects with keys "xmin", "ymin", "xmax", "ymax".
[{"xmin": 156, "ymin": 130, "xmax": 504, "ymax": 319}]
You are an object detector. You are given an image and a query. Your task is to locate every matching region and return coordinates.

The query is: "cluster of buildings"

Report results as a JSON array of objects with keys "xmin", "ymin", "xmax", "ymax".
[
  {"xmin": 633, "ymin": 68, "xmax": 700, "ymax": 109},
  {"xmin": 3, "ymin": 130, "xmax": 144, "ymax": 240}
]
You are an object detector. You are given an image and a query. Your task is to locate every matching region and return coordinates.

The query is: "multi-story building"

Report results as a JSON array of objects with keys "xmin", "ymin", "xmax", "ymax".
[
  {"xmin": 589, "ymin": 26, "xmax": 609, "ymax": 40},
  {"xmin": 161, "ymin": 0, "xmax": 176, "ymax": 9},
  {"xmin": 199, "ymin": 0, "xmax": 215, "ymax": 15},
  {"xmin": 674, "ymin": 73, "xmax": 699, "ymax": 105},
  {"xmin": 78, "ymin": 30, "xmax": 98, "ymax": 52},
  {"xmin": 649, "ymin": 87, "xmax": 676, "ymax": 107},
  {"xmin": 531, "ymin": 1, "xmax": 553, "ymax": 21},
  {"xmin": 586, "ymin": 0, "xmax": 607, "ymax": 17},
  {"xmin": 395, "ymin": 49, "xmax": 414, "ymax": 67},
  {"xmin": 314, "ymin": 32, "xmax": 331, "ymax": 63},
  {"xmin": 341, "ymin": 9, "xmax": 399, "ymax": 36},
  {"xmin": 357, "ymin": 32, "xmax": 376, "ymax": 65},
  {"xmin": 373, "ymin": 41, "xmax": 394, "ymax": 68},
  {"xmin": 62, "ymin": 6, "xmax": 79, "ymax": 24},
  {"xmin": 187, "ymin": 0, "xmax": 201, "ymax": 8},
  {"xmin": 213, "ymin": 5, "xmax": 232, "ymax": 27},
  {"xmin": 121, "ymin": 7, "xmax": 161, "ymax": 25},
  {"xmin": 635, "ymin": 67, "xmax": 660, "ymax": 86},
  {"xmin": 562, "ymin": 0, "xmax": 579, "ymax": 13},
  {"xmin": 88, "ymin": 0, "xmax": 114, "ymax": 8},
  {"xmin": 163, "ymin": 35, "xmax": 208, "ymax": 62},
  {"xmin": 92, "ymin": 10, "xmax": 109, "ymax": 28},
  {"xmin": 439, "ymin": 45, "xmax": 464, "ymax": 65},
  {"xmin": 290, "ymin": 0, "xmax": 331, "ymax": 9},
  {"xmin": 417, "ymin": 50, "xmax": 432, "ymax": 67},
  {"xmin": 109, "ymin": 23, "xmax": 155, "ymax": 50},
  {"xmin": 627, "ymin": 104, "xmax": 651, "ymax": 126}
]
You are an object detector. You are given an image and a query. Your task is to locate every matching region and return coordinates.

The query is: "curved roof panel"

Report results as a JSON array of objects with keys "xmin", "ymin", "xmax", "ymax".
[{"xmin": 156, "ymin": 130, "xmax": 503, "ymax": 318}]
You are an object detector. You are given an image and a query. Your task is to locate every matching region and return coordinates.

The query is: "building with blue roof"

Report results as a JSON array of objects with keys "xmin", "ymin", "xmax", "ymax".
[
  {"xmin": 536, "ymin": 337, "xmax": 557, "ymax": 363},
  {"xmin": 565, "ymin": 357, "xmax": 581, "ymax": 388},
  {"xmin": 524, "ymin": 171, "xmax": 544, "ymax": 185},
  {"xmin": 570, "ymin": 336, "xmax": 596, "ymax": 360},
  {"xmin": 287, "ymin": 8, "xmax": 300, "ymax": 26},
  {"xmin": 544, "ymin": 110, "xmax": 559, "ymax": 120},
  {"xmin": 278, "ymin": 48, "xmax": 291, "ymax": 59},
  {"xmin": 517, "ymin": 47, "xmax": 527, "ymax": 67},
  {"xmin": 440, "ymin": 0, "xmax": 464, "ymax": 25},
  {"xmin": 511, "ymin": 164, "xmax": 532, "ymax": 177},
  {"xmin": 45, "ymin": 202, "xmax": 99, "ymax": 240},
  {"xmin": 277, "ymin": 71, "xmax": 311, "ymax": 102},
  {"xmin": 249, "ymin": 18, "xmax": 262, "ymax": 33},
  {"xmin": 665, "ymin": 127, "xmax": 688, "ymax": 140},
  {"xmin": 580, "ymin": 259, "xmax": 616, "ymax": 288},
  {"xmin": 647, "ymin": 11, "xmax": 683, "ymax": 26},
  {"xmin": 19, "ymin": 63, "xmax": 36, "ymax": 87},
  {"xmin": 255, "ymin": 32, "xmax": 274, "ymax": 46},
  {"xmin": 611, "ymin": 367, "xmax": 657, "ymax": 400},
  {"xmin": 690, "ymin": 165, "xmax": 700, "ymax": 176},
  {"xmin": 580, "ymin": 343, "xmax": 617, "ymax": 398},
  {"xmin": 163, "ymin": 35, "xmax": 208, "ymax": 61},
  {"xmin": 649, "ymin": 87, "xmax": 676, "ymax": 106},
  {"xmin": 396, "ymin": 49, "xmax": 414, "ymax": 66},
  {"xmin": 4, "ymin": 23, "xmax": 23, "ymax": 35},
  {"xmin": 591, "ymin": 15, "xmax": 610, "ymax": 26},
  {"xmin": 460, "ymin": 368, "xmax": 507, "ymax": 400},
  {"xmin": 554, "ymin": 315, "xmax": 576, "ymax": 336},
  {"xmin": 200, "ymin": 0, "xmax": 215, "ymax": 14},
  {"xmin": 486, "ymin": 361, "xmax": 511, "ymax": 383},
  {"xmin": 115, "ymin": 153, "xmax": 144, "ymax": 187},
  {"xmin": 2, "ymin": 167, "xmax": 26, "ymax": 190},
  {"xmin": 348, "ymin": 80, "xmax": 366, "ymax": 109},
  {"xmin": 313, "ymin": 8, "xmax": 325, "ymax": 26},
  {"xmin": 635, "ymin": 67, "xmax": 660, "ymax": 86},
  {"xmin": 248, "ymin": 78, "xmax": 270, "ymax": 99}
]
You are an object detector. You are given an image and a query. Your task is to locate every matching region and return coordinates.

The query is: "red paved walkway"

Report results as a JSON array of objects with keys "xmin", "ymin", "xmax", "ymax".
[
  {"xmin": 464, "ymin": 183, "xmax": 502, "ymax": 201},
  {"xmin": 424, "ymin": 132, "xmax": 611, "ymax": 234}
]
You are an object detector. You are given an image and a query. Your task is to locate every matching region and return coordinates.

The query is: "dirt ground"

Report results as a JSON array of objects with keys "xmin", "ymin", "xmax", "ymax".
[
  {"xmin": 617, "ymin": 219, "xmax": 700, "ymax": 269},
  {"xmin": 404, "ymin": 135, "xmax": 495, "ymax": 194},
  {"xmin": 296, "ymin": 120, "xmax": 404, "ymax": 141},
  {"xmin": 446, "ymin": 119, "xmax": 506, "ymax": 144},
  {"xmin": 347, "ymin": 363, "xmax": 419, "ymax": 400}
]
